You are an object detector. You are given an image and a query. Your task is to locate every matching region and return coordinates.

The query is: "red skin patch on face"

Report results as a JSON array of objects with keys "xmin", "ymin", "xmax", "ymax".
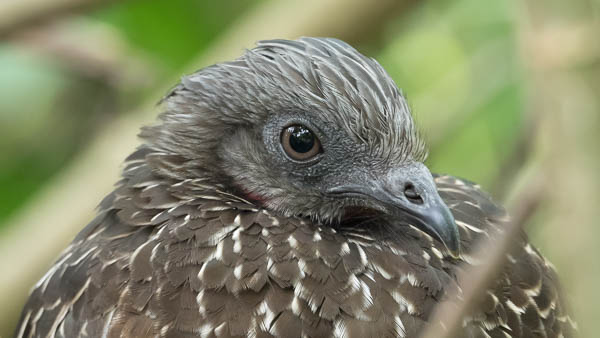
[{"xmin": 237, "ymin": 185, "xmax": 267, "ymax": 206}]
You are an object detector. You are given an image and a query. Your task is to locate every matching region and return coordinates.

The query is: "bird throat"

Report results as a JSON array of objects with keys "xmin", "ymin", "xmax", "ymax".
[{"xmin": 338, "ymin": 206, "xmax": 382, "ymax": 228}]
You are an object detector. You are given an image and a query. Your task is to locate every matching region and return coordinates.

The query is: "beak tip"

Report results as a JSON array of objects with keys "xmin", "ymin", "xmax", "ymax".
[
  {"xmin": 443, "ymin": 219, "xmax": 461, "ymax": 259},
  {"xmin": 425, "ymin": 206, "xmax": 461, "ymax": 259},
  {"xmin": 446, "ymin": 242, "xmax": 461, "ymax": 259}
]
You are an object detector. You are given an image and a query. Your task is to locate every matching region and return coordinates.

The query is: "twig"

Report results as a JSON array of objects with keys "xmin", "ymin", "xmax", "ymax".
[
  {"xmin": 10, "ymin": 18, "xmax": 159, "ymax": 89},
  {"xmin": 0, "ymin": 0, "xmax": 118, "ymax": 38},
  {"xmin": 420, "ymin": 178, "xmax": 545, "ymax": 338},
  {"xmin": 514, "ymin": 3, "xmax": 600, "ymax": 336}
]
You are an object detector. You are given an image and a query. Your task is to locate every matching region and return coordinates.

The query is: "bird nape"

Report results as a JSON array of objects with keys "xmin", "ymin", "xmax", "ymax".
[{"xmin": 16, "ymin": 37, "xmax": 575, "ymax": 338}]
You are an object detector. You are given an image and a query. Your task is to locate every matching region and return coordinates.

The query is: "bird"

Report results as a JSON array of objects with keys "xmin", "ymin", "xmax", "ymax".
[{"xmin": 16, "ymin": 37, "xmax": 576, "ymax": 338}]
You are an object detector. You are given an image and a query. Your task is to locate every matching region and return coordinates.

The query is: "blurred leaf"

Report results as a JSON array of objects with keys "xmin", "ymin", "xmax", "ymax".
[
  {"xmin": 0, "ymin": 47, "xmax": 70, "ymax": 223},
  {"xmin": 428, "ymin": 85, "xmax": 522, "ymax": 189},
  {"xmin": 0, "ymin": 0, "xmax": 265, "ymax": 227},
  {"xmin": 379, "ymin": 0, "xmax": 521, "ymax": 191},
  {"xmin": 380, "ymin": 29, "xmax": 467, "ymax": 94},
  {"xmin": 95, "ymin": 0, "xmax": 263, "ymax": 71},
  {"xmin": 0, "ymin": 46, "xmax": 68, "ymax": 147},
  {"xmin": 0, "ymin": 46, "xmax": 117, "ymax": 225}
]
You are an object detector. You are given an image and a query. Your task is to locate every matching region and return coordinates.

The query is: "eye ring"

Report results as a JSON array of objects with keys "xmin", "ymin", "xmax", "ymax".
[{"xmin": 280, "ymin": 125, "xmax": 322, "ymax": 161}]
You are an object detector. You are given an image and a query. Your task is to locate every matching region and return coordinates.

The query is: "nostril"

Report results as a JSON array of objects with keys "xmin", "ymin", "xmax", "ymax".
[{"xmin": 404, "ymin": 183, "xmax": 424, "ymax": 205}]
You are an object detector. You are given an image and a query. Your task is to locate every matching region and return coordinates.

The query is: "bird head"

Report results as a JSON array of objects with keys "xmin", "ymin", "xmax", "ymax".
[{"xmin": 143, "ymin": 37, "xmax": 460, "ymax": 256}]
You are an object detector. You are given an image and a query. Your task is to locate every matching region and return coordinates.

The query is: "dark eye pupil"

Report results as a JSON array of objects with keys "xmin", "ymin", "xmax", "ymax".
[{"xmin": 288, "ymin": 126, "xmax": 315, "ymax": 153}]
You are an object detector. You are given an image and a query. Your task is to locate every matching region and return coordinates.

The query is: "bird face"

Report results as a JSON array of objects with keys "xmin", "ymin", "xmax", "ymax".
[
  {"xmin": 218, "ymin": 106, "xmax": 459, "ymax": 256},
  {"xmin": 151, "ymin": 38, "xmax": 460, "ymax": 255}
]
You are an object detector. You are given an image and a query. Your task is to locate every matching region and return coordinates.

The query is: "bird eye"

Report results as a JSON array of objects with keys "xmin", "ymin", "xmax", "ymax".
[{"xmin": 281, "ymin": 125, "xmax": 321, "ymax": 161}]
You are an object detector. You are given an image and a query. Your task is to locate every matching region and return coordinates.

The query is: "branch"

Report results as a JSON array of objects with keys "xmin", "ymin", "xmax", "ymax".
[
  {"xmin": 10, "ymin": 18, "xmax": 159, "ymax": 89},
  {"xmin": 420, "ymin": 177, "xmax": 545, "ymax": 338},
  {"xmin": 424, "ymin": 10, "xmax": 600, "ymax": 337},
  {"xmin": 512, "ymin": 3, "xmax": 600, "ymax": 336},
  {"xmin": 0, "ymin": 0, "xmax": 117, "ymax": 38}
]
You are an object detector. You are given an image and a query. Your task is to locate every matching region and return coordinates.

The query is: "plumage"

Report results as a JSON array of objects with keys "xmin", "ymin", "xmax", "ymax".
[{"xmin": 16, "ymin": 37, "xmax": 575, "ymax": 338}]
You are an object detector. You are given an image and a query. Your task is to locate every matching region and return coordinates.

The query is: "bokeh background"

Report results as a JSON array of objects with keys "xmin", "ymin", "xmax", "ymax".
[{"xmin": 0, "ymin": 0, "xmax": 598, "ymax": 336}]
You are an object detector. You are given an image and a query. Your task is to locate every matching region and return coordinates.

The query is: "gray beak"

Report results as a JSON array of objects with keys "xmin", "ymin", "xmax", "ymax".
[{"xmin": 329, "ymin": 162, "xmax": 460, "ymax": 257}]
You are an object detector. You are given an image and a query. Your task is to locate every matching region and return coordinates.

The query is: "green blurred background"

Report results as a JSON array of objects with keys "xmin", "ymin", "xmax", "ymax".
[{"xmin": 0, "ymin": 0, "xmax": 598, "ymax": 336}]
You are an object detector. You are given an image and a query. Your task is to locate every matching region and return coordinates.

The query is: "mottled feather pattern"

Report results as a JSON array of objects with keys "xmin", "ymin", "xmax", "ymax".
[
  {"xmin": 16, "ymin": 150, "xmax": 575, "ymax": 338},
  {"xmin": 16, "ymin": 37, "xmax": 575, "ymax": 338}
]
